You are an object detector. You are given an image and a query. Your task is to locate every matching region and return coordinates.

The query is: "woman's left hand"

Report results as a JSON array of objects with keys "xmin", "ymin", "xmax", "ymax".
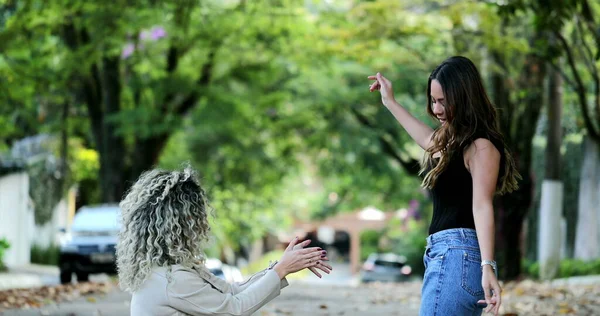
[
  {"xmin": 478, "ymin": 266, "xmax": 501, "ymax": 315},
  {"xmin": 292, "ymin": 239, "xmax": 332, "ymax": 278}
]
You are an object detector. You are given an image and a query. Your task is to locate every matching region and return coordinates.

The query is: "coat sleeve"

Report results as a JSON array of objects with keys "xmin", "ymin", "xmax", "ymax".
[
  {"xmin": 230, "ymin": 266, "xmax": 289, "ymax": 295},
  {"xmin": 167, "ymin": 268, "xmax": 285, "ymax": 316}
]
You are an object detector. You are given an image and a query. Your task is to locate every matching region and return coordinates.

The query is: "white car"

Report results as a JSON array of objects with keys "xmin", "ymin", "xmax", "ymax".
[
  {"xmin": 59, "ymin": 205, "xmax": 120, "ymax": 284},
  {"xmin": 361, "ymin": 253, "xmax": 412, "ymax": 283},
  {"xmin": 205, "ymin": 258, "xmax": 244, "ymax": 283}
]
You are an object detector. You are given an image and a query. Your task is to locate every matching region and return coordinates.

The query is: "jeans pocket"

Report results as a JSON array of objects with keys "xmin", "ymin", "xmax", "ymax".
[
  {"xmin": 424, "ymin": 245, "xmax": 447, "ymax": 262},
  {"xmin": 461, "ymin": 251, "xmax": 484, "ymax": 297}
]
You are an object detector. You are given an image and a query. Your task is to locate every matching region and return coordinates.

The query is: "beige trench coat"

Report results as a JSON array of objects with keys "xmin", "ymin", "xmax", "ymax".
[{"xmin": 130, "ymin": 263, "xmax": 289, "ymax": 316}]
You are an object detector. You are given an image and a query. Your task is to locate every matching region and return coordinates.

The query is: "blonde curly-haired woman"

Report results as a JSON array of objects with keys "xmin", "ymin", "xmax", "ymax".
[{"xmin": 117, "ymin": 168, "xmax": 331, "ymax": 316}]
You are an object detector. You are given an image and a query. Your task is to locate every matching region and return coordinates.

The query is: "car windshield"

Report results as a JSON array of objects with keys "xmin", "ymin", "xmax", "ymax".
[
  {"xmin": 374, "ymin": 259, "xmax": 404, "ymax": 268},
  {"xmin": 72, "ymin": 207, "xmax": 120, "ymax": 232}
]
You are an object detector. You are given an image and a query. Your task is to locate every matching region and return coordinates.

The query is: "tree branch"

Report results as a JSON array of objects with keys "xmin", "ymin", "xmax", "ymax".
[
  {"xmin": 175, "ymin": 47, "xmax": 217, "ymax": 116},
  {"xmin": 491, "ymin": 51, "xmax": 514, "ymax": 147},
  {"xmin": 581, "ymin": 0, "xmax": 600, "ymax": 59},
  {"xmin": 575, "ymin": 16, "xmax": 598, "ymax": 81},
  {"xmin": 349, "ymin": 107, "xmax": 421, "ymax": 176},
  {"xmin": 555, "ymin": 30, "xmax": 600, "ymax": 142},
  {"xmin": 62, "ymin": 22, "xmax": 104, "ymax": 150},
  {"xmin": 574, "ymin": 15, "xmax": 600, "ymax": 127},
  {"xmin": 166, "ymin": 46, "xmax": 179, "ymax": 73},
  {"xmin": 549, "ymin": 61, "xmax": 577, "ymax": 92}
]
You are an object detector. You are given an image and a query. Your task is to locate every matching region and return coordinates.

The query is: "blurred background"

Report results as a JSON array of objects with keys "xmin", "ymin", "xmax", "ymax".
[{"xmin": 0, "ymin": 0, "xmax": 599, "ymax": 315}]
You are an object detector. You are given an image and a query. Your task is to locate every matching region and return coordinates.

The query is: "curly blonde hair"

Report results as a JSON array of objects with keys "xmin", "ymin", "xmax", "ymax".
[{"xmin": 116, "ymin": 167, "xmax": 211, "ymax": 292}]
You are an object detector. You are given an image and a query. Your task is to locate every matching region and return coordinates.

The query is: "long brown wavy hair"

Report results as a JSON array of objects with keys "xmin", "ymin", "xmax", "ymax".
[{"xmin": 419, "ymin": 56, "xmax": 520, "ymax": 195}]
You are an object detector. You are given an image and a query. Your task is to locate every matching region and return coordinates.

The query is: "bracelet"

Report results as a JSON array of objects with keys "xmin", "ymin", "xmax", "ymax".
[
  {"xmin": 481, "ymin": 260, "xmax": 497, "ymax": 272},
  {"xmin": 268, "ymin": 260, "xmax": 278, "ymax": 270}
]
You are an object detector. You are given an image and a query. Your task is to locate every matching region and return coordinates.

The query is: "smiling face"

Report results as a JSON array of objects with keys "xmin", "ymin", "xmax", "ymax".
[{"xmin": 430, "ymin": 79, "xmax": 447, "ymax": 125}]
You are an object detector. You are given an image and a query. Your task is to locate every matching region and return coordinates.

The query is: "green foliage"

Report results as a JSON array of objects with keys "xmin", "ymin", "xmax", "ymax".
[
  {"xmin": 523, "ymin": 258, "xmax": 600, "ymax": 279},
  {"xmin": 387, "ymin": 219, "xmax": 428, "ymax": 277},
  {"xmin": 70, "ymin": 141, "xmax": 100, "ymax": 183},
  {"xmin": 27, "ymin": 158, "xmax": 64, "ymax": 225},
  {"xmin": 557, "ymin": 259, "xmax": 600, "ymax": 278},
  {"xmin": 5, "ymin": 0, "xmax": 598, "ymax": 269},
  {"xmin": 30, "ymin": 244, "xmax": 60, "ymax": 266},
  {"xmin": 0, "ymin": 237, "xmax": 10, "ymax": 271},
  {"xmin": 522, "ymin": 259, "xmax": 540, "ymax": 279},
  {"xmin": 360, "ymin": 230, "xmax": 385, "ymax": 261},
  {"xmin": 359, "ymin": 199, "xmax": 431, "ymax": 276},
  {"xmin": 3, "ymin": 0, "xmax": 441, "ymax": 251}
]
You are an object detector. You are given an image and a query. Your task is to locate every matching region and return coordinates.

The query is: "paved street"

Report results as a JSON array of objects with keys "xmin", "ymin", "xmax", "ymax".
[
  {"xmin": 0, "ymin": 281, "xmax": 422, "ymax": 316},
  {"xmin": 1, "ymin": 264, "xmax": 599, "ymax": 316}
]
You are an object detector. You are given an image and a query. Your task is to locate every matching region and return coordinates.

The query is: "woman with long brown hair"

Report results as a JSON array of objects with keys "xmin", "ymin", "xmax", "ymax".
[{"xmin": 369, "ymin": 56, "xmax": 520, "ymax": 316}]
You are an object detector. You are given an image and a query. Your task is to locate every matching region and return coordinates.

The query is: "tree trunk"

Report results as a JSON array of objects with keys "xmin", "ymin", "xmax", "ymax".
[
  {"xmin": 495, "ymin": 174, "xmax": 534, "ymax": 279},
  {"xmin": 493, "ymin": 52, "xmax": 546, "ymax": 280},
  {"xmin": 61, "ymin": 101, "xmax": 69, "ymax": 193},
  {"xmin": 128, "ymin": 135, "xmax": 171, "ymax": 184},
  {"xmin": 99, "ymin": 57, "xmax": 126, "ymax": 203},
  {"xmin": 574, "ymin": 137, "xmax": 600, "ymax": 260},
  {"xmin": 538, "ymin": 66, "xmax": 563, "ymax": 280},
  {"xmin": 545, "ymin": 67, "xmax": 562, "ymax": 181},
  {"xmin": 563, "ymin": 139, "xmax": 582, "ymax": 258}
]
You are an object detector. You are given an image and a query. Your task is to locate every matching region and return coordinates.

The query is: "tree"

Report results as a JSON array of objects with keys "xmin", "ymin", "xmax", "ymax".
[
  {"xmin": 339, "ymin": 0, "xmax": 549, "ymax": 279},
  {"xmin": 502, "ymin": 0, "xmax": 600, "ymax": 262},
  {"xmin": 538, "ymin": 64, "xmax": 563, "ymax": 280},
  {"xmin": 2, "ymin": 0, "xmax": 324, "ymax": 203}
]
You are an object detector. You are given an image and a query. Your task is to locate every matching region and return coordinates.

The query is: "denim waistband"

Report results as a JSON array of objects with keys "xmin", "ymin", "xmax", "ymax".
[{"xmin": 426, "ymin": 228, "xmax": 479, "ymax": 248}]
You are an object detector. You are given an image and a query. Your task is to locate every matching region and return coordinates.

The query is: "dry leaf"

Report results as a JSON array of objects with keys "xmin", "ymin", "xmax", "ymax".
[
  {"xmin": 558, "ymin": 307, "xmax": 574, "ymax": 314},
  {"xmin": 0, "ymin": 281, "xmax": 115, "ymax": 310}
]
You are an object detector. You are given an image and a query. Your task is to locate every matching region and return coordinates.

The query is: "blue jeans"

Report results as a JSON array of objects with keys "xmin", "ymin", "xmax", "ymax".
[{"xmin": 419, "ymin": 228, "xmax": 485, "ymax": 316}]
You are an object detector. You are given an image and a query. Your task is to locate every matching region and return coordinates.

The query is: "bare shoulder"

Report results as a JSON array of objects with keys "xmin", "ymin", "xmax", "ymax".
[{"xmin": 463, "ymin": 138, "xmax": 501, "ymax": 171}]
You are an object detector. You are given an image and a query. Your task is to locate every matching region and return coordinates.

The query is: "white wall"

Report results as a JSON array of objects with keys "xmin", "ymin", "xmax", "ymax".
[
  {"xmin": 31, "ymin": 198, "xmax": 69, "ymax": 249},
  {"xmin": 0, "ymin": 172, "xmax": 31, "ymax": 267},
  {"xmin": 0, "ymin": 172, "xmax": 71, "ymax": 268}
]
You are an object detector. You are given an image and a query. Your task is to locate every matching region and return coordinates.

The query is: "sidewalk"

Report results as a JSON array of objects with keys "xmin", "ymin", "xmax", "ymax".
[
  {"xmin": 0, "ymin": 264, "xmax": 58, "ymax": 290},
  {"xmin": 6, "ymin": 264, "xmax": 59, "ymax": 275},
  {"xmin": 551, "ymin": 274, "xmax": 600, "ymax": 286}
]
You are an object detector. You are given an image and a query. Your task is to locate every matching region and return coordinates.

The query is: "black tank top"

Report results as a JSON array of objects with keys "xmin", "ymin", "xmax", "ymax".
[{"xmin": 427, "ymin": 132, "xmax": 505, "ymax": 235}]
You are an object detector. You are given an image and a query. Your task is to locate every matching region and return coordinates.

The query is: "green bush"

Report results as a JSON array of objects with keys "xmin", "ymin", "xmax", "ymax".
[
  {"xmin": 388, "ymin": 219, "xmax": 428, "ymax": 277},
  {"xmin": 0, "ymin": 237, "xmax": 10, "ymax": 271},
  {"xmin": 558, "ymin": 259, "xmax": 600, "ymax": 278},
  {"xmin": 522, "ymin": 259, "xmax": 540, "ymax": 278},
  {"xmin": 522, "ymin": 258, "xmax": 600, "ymax": 279},
  {"xmin": 30, "ymin": 244, "xmax": 60, "ymax": 266},
  {"xmin": 360, "ymin": 230, "xmax": 385, "ymax": 261}
]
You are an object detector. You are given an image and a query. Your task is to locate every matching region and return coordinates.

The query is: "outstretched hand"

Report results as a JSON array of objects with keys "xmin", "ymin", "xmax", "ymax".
[
  {"xmin": 274, "ymin": 237, "xmax": 326, "ymax": 279},
  {"xmin": 368, "ymin": 72, "xmax": 395, "ymax": 107},
  {"xmin": 291, "ymin": 238, "xmax": 332, "ymax": 278}
]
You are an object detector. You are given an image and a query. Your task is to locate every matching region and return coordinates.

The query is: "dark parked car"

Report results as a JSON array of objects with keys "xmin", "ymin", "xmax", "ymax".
[
  {"xmin": 59, "ymin": 205, "xmax": 120, "ymax": 284},
  {"xmin": 360, "ymin": 253, "xmax": 412, "ymax": 283}
]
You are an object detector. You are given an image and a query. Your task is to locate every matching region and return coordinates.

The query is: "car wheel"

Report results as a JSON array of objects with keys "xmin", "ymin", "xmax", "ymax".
[
  {"xmin": 76, "ymin": 272, "xmax": 89, "ymax": 283},
  {"xmin": 60, "ymin": 269, "xmax": 72, "ymax": 284}
]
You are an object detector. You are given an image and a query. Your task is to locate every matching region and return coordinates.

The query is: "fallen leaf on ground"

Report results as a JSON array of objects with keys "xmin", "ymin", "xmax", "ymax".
[{"xmin": 0, "ymin": 281, "xmax": 115, "ymax": 310}]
